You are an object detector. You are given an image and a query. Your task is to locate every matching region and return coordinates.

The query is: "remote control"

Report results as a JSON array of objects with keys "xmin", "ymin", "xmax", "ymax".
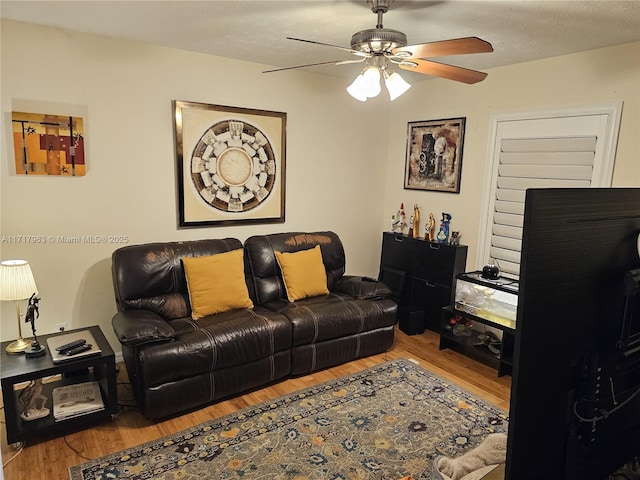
[
  {"xmin": 65, "ymin": 343, "xmax": 92, "ymax": 356},
  {"xmin": 56, "ymin": 339, "xmax": 86, "ymax": 353}
]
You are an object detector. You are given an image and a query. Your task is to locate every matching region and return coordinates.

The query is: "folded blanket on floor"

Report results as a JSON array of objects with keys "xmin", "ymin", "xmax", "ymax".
[{"xmin": 433, "ymin": 433, "xmax": 507, "ymax": 480}]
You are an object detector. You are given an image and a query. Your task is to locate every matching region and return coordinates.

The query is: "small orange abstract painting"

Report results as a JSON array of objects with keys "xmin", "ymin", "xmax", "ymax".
[{"xmin": 12, "ymin": 111, "xmax": 85, "ymax": 176}]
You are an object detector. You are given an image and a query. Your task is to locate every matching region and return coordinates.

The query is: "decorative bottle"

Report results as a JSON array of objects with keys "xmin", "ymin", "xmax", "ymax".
[
  {"xmin": 412, "ymin": 204, "xmax": 420, "ymax": 238},
  {"xmin": 437, "ymin": 212, "xmax": 452, "ymax": 244},
  {"xmin": 427, "ymin": 213, "xmax": 436, "ymax": 241}
]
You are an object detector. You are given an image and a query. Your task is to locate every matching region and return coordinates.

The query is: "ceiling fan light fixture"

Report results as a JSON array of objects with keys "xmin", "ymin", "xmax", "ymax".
[
  {"xmin": 348, "ymin": 61, "xmax": 410, "ymax": 102},
  {"xmin": 361, "ymin": 65, "xmax": 382, "ymax": 97},
  {"xmin": 384, "ymin": 70, "xmax": 411, "ymax": 101},
  {"xmin": 346, "ymin": 65, "xmax": 382, "ymax": 101},
  {"xmin": 346, "ymin": 74, "xmax": 369, "ymax": 101}
]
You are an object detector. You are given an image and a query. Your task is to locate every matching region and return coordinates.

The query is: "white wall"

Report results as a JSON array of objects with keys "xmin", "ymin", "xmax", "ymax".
[
  {"xmin": 0, "ymin": 19, "xmax": 390, "ymax": 351},
  {"xmin": 383, "ymin": 42, "xmax": 640, "ymax": 270}
]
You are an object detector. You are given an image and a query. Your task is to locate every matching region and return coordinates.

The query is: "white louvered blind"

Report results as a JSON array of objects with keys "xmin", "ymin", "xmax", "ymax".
[{"xmin": 489, "ymin": 136, "xmax": 597, "ymax": 276}]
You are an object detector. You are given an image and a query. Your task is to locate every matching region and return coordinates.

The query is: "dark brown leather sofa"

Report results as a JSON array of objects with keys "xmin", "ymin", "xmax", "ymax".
[{"xmin": 111, "ymin": 231, "xmax": 397, "ymax": 419}]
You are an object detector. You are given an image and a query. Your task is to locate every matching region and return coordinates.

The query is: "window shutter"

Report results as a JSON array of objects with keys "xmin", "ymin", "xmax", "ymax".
[
  {"xmin": 489, "ymin": 137, "xmax": 596, "ymax": 276},
  {"xmin": 479, "ymin": 104, "xmax": 622, "ymax": 278}
]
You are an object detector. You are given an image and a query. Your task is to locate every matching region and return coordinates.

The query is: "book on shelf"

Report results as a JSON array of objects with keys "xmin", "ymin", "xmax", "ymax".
[{"xmin": 52, "ymin": 381, "xmax": 105, "ymax": 421}]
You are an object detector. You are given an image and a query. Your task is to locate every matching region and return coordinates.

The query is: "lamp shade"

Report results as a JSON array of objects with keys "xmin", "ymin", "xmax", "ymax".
[
  {"xmin": 384, "ymin": 71, "xmax": 411, "ymax": 101},
  {"xmin": 0, "ymin": 260, "xmax": 38, "ymax": 301},
  {"xmin": 346, "ymin": 74, "xmax": 368, "ymax": 102},
  {"xmin": 347, "ymin": 66, "xmax": 383, "ymax": 101},
  {"xmin": 361, "ymin": 66, "xmax": 381, "ymax": 98}
]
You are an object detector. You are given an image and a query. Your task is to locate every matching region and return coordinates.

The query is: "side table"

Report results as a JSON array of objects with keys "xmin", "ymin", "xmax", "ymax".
[{"xmin": 1, "ymin": 325, "xmax": 117, "ymax": 446}]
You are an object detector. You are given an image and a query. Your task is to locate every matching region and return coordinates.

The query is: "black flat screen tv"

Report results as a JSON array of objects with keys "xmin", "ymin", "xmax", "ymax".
[{"xmin": 506, "ymin": 188, "xmax": 640, "ymax": 480}]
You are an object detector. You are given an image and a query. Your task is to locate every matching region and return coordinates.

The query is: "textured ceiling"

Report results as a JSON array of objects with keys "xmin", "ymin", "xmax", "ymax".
[{"xmin": 2, "ymin": 1, "xmax": 640, "ymax": 83}]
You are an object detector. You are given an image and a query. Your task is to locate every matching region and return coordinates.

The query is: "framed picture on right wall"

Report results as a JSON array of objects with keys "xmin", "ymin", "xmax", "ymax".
[{"xmin": 404, "ymin": 117, "xmax": 466, "ymax": 193}]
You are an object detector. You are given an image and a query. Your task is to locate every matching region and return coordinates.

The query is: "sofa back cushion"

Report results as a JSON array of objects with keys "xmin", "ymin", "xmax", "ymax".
[
  {"xmin": 112, "ymin": 238, "xmax": 243, "ymax": 319},
  {"xmin": 244, "ymin": 232, "xmax": 346, "ymax": 306}
]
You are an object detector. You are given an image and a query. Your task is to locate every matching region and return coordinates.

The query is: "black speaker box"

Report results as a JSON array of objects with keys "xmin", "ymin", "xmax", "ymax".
[{"xmin": 398, "ymin": 306, "xmax": 425, "ymax": 335}]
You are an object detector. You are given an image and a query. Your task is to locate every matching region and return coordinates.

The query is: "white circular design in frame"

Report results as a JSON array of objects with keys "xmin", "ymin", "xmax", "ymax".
[{"xmin": 190, "ymin": 120, "xmax": 276, "ymax": 213}]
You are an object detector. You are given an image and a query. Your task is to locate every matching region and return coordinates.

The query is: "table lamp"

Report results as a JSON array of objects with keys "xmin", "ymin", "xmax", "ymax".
[{"xmin": 0, "ymin": 259, "xmax": 38, "ymax": 354}]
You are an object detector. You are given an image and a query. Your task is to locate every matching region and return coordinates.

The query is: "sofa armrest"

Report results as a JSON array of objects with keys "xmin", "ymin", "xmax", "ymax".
[
  {"xmin": 112, "ymin": 309, "xmax": 176, "ymax": 347},
  {"xmin": 334, "ymin": 275, "xmax": 393, "ymax": 300}
]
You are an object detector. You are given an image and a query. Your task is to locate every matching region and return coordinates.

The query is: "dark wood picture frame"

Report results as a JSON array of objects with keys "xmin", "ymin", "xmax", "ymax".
[
  {"xmin": 174, "ymin": 100, "xmax": 286, "ymax": 227},
  {"xmin": 404, "ymin": 117, "xmax": 465, "ymax": 193}
]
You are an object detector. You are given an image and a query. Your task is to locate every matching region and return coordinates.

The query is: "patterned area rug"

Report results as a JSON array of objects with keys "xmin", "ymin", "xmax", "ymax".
[{"xmin": 69, "ymin": 359, "xmax": 508, "ymax": 480}]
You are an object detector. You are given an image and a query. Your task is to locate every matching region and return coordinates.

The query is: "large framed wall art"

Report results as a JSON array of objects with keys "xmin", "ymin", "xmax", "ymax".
[
  {"xmin": 174, "ymin": 100, "xmax": 286, "ymax": 227},
  {"xmin": 404, "ymin": 117, "xmax": 465, "ymax": 193}
]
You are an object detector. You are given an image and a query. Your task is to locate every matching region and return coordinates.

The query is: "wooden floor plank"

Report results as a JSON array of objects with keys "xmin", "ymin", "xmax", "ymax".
[{"xmin": 1, "ymin": 327, "xmax": 510, "ymax": 479}]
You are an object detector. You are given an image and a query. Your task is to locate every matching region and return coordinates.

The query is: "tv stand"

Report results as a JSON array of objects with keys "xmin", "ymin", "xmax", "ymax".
[
  {"xmin": 440, "ymin": 306, "xmax": 515, "ymax": 376},
  {"xmin": 439, "ymin": 272, "xmax": 518, "ymax": 377}
]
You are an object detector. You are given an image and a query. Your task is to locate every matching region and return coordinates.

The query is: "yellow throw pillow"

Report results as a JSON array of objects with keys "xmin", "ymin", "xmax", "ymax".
[
  {"xmin": 182, "ymin": 249, "xmax": 253, "ymax": 320},
  {"xmin": 275, "ymin": 245, "xmax": 329, "ymax": 302}
]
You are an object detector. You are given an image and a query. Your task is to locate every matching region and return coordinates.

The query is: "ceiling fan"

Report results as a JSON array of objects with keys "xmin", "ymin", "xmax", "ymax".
[{"xmin": 263, "ymin": 0, "xmax": 493, "ymax": 101}]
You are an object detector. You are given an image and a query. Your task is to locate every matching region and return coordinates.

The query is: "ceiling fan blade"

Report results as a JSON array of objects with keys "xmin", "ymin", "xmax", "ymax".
[
  {"xmin": 391, "ymin": 37, "xmax": 493, "ymax": 59},
  {"xmin": 287, "ymin": 37, "xmax": 371, "ymax": 58},
  {"xmin": 398, "ymin": 59, "xmax": 488, "ymax": 84},
  {"xmin": 263, "ymin": 57, "xmax": 365, "ymax": 73}
]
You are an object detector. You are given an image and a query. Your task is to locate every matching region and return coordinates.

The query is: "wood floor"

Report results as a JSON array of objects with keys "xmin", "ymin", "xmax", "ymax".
[{"xmin": 1, "ymin": 327, "xmax": 511, "ymax": 479}]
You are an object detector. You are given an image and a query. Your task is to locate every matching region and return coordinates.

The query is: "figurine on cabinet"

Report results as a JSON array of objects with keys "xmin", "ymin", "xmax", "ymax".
[
  {"xmin": 391, "ymin": 203, "xmax": 407, "ymax": 233},
  {"xmin": 449, "ymin": 231, "xmax": 461, "ymax": 246},
  {"xmin": 412, "ymin": 204, "xmax": 420, "ymax": 238},
  {"xmin": 24, "ymin": 293, "xmax": 46, "ymax": 358},
  {"xmin": 437, "ymin": 212, "xmax": 452, "ymax": 244},
  {"xmin": 408, "ymin": 215, "xmax": 415, "ymax": 237},
  {"xmin": 426, "ymin": 212, "xmax": 436, "ymax": 241}
]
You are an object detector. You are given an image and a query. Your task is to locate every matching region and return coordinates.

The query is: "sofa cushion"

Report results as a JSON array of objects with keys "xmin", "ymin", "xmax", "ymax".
[
  {"xmin": 183, "ymin": 249, "xmax": 253, "ymax": 319},
  {"xmin": 139, "ymin": 308, "xmax": 292, "ymax": 388},
  {"xmin": 281, "ymin": 297, "xmax": 397, "ymax": 347},
  {"xmin": 275, "ymin": 245, "xmax": 329, "ymax": 302}
]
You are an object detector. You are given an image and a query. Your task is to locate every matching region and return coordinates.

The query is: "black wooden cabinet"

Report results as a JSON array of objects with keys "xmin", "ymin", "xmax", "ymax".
[{"xmin": 378, "ymin": 232, "xmax": 467, "ymax": 333}]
